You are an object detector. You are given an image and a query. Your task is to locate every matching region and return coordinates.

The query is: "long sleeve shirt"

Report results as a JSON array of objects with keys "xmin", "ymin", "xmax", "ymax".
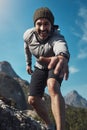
[{"xmin": 23, "ymin": 27, "xmax": 70, "ymax": 69}]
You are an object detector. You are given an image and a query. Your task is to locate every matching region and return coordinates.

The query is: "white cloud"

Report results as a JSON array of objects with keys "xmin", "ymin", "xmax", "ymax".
[
  {"xmin": 69, "ymin": 66, "xmax": 79, "ymax": 74},
  {"xmin": 77, "ymin": 7, "xmax": 87, "ymax": 42},
  {"xmin": 71, "ymin": 28, "xmax": 81, "ymax": 38},
  {"xmin": 72, "ymin": 7, "xmax": 87, "ymax": 44},
  {"xmin": 73, "ymin": 6, "xmax": 87, "ymax": 59},
  {"xmin": 78, "ymin": 48, "xmax": 87, "ymax": 59},
  {"xmin": 73, "ymin": 7, "xmax": 87, "ymax": 43}
]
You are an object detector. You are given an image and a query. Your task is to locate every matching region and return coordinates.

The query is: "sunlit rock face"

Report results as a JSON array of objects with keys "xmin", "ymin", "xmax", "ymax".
[
  {"xmin": 0, "ymin": 99, "xmax": 44, "ymax": 130},
  {"xmin": 0, "ymin": 61, "xmax": 28, "ymax": 110}
]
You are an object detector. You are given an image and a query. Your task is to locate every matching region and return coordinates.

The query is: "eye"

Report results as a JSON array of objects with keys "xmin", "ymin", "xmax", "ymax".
[
  {"xmin": 44, "ymin": 22, "xmax": 49, "ymax": 26},
  {"xmin": 36, "ymin": 22, "xmax": 42, "ymax": 26}
]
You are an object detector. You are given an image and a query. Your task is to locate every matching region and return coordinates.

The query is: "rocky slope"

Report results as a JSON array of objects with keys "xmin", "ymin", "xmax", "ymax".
[
  {"xmin": 0, "ymin": 98, "xmax": 46, "ymax": 130},
  {"xmin": 0, "ymin": 72, "xmax": 28, "ymax": 110},
  {"xmin": 0, "ymin": 61, "xmax": 20, "ymax": 78},
  {"xmin": 64, "ymin": 90, "xmax": 87, "ymax": 108},
  {"xmin": 0, "ymin": 61, "xmax": 50, "ymax": 129},
  {"xmin": 0, "ymin": 60, "xmax": 87, "ymax": 130},
  {"xmin": 0, "ymin": 61, "xmax": 30, "ymax": 110}
]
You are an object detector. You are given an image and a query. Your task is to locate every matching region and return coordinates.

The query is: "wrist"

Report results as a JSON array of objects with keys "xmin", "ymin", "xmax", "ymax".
[
  {"xmin": 58, "ymin": 52, "xmax": 69, "ymax": 61},
  {"xmin": 27, "ymin": 63, "xmax": 31, "ymax": 66}
]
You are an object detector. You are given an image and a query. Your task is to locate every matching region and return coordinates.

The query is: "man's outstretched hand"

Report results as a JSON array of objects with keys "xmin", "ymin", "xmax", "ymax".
[{"xmin": 38, "ymin": 56, "xmax": 69, "ymax": 80}]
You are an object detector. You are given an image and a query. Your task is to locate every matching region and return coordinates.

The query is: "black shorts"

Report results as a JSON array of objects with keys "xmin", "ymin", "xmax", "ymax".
[{"xmin": 29, "ymin": 67, "xmax": 63, "ymax": 97}]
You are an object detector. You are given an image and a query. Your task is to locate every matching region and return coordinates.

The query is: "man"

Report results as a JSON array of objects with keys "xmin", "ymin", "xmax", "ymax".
[{"xmin": 23, "ymin": 7, "xmax": 70, "ymax": 130}]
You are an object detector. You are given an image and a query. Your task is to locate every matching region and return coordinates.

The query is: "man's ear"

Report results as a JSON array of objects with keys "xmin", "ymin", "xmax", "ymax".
[{"xmin": 53, "ymin": 25, "xmax": 59, "ymax": 30}]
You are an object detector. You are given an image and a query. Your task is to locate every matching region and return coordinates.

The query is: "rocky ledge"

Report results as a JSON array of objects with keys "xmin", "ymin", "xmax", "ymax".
[{"xmin": 0, "ymin": 97, "xmax": 46, "ymax": 130}]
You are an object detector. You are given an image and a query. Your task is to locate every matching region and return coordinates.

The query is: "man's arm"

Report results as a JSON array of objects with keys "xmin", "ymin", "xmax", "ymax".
[
  {"xmin": 38, "ymin": 55, "xmax": 69, "ymax": 80},
  {"xmin": 24, "ymin": 42, "xmax": 33, "ymax": 75}
]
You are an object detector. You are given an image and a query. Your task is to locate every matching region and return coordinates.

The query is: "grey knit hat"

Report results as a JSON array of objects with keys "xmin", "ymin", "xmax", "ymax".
[{"xmin": 33, "ymin": 7, "xmax": 54, "ymax": 25}]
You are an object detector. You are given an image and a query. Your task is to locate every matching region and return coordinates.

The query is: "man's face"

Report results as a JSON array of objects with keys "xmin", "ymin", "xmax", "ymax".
[{"xmin": 35, "ymin": 18, "xmax": 52, "ymax": 40}]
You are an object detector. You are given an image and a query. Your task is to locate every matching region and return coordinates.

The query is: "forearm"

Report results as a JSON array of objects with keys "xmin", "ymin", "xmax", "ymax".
[
  {"xmin": 53, "ymin": 34, "xmax": 70, "ymax": 61},
  {"xmin": 24, "ymin": 42, "xmax": 32, "ymax": 66}
]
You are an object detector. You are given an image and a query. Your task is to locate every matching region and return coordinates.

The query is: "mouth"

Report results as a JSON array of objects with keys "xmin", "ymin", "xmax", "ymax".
[{"xmin": 39, "ymin": 30, "xmax": 48, "ymax": 39}]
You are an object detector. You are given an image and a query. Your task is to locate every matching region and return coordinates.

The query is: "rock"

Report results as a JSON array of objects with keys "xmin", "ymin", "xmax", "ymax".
[
  {"xmin": 0, "ymin": 61, "xmax": 19, "ymax": 78},
  {"xmin": 64, "ymin": 90, "xmax": 87, "ymax": 108},
  {"xmin": 0, "ymin": 72, "xmax": 27, "ymax": 110},
  {"xmin": 0, "ymin": 98, "xmax": 46, "ymax": 130}
]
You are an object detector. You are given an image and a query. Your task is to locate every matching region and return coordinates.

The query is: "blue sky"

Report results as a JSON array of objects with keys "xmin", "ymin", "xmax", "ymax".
[{"xmin": 0, "ymin": 0, "xmax": 87, "ymax": 99}]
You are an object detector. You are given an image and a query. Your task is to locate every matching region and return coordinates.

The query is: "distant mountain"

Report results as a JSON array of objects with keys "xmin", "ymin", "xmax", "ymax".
[
  {"xmin": 0, "ymin": 61, "xmax": 29, "ymax": 110},
  {"xmin": 0, "ymin": 61, "xmax": 20, "ymax": 78},
  {"xmin": 64, "ymin": 90, "xmax": 87, "ymax": 108}
]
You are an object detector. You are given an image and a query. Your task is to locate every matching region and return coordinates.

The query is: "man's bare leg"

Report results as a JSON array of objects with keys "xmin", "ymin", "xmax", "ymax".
[
  {"xmin": 47, "ymin": 78, "xmax": 65, "ymax": 130},
  {"xmin": 28, "ymin": 96, "xmax": 53, "ymax": 127}
]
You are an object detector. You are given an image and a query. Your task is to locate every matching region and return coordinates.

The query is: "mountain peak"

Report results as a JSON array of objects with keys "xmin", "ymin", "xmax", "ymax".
[
  {"xmin": 69, "ymin": 90, "xmax": 78, "ymax": 96},
  {"xmin": 0, "ymin": 61, "xmax": 20, "ymax": 78},
  {"xmin": 64, "ymin": 90, "xmax": 87, "ymax": 108}
]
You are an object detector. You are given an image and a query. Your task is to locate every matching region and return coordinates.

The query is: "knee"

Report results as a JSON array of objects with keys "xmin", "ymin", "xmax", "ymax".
[
  {"xmin": 47, "ymin": 80, "xmax": 54, "ymax": 92},
  {"xmin": 47, "ymin": 78, "xmax": 60, "ymax": 95},
  {"xmin": 28, "ymin": 96, "xmax": 36, "ymax": 106}
]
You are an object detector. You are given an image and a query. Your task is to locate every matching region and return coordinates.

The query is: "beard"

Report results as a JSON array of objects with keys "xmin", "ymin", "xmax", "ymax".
[{"xmin": 37, "ymin": 29, "xmax": 50, "ymax": 40}]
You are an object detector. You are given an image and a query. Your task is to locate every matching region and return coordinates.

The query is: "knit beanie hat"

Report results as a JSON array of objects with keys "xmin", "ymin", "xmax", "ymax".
[{"xmin": 33, "ymin": 7, "xmax": 54, "ymax": 25}]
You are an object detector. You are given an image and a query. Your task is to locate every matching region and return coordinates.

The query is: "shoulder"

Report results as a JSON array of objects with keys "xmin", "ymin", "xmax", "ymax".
[
  {"xmin": 53, "ymin": 30, "xmax": 65, "ymax": 39},
  {"xmin": 50, "ymin": 30, "xmax": 65, "ymax": 43},
  {"xmin": 23, "ymin": 27, "xmax": 35, "ymax": 42}
]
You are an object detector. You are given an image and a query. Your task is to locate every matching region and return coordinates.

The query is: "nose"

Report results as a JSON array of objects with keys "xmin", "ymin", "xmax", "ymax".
[{"xmin": 40, "ymin": 25, "xmax": 45, "ymax": 30}]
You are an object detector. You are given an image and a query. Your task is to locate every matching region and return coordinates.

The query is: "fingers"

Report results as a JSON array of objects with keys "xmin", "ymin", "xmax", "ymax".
[
  {"xmin": 53, "ymin": 57, "xmax": 69, "ymax": 80},
  {"xmin": 38, "ymin": 56, "xmax": 51, "ymax": 64},
  {"xmin": 64, "ymin": 65, "xmax": 69, "ymax": 80},
  {"xmin": 39, "ymin": 56, "xmax": 69, "ymax": 80},
  {"xmin": 59, "ymin": 64, "xmax": 69, "ymax": 80},
  {"xmin": 64, "ymin": 73, "xmax": 68, "ymax": 80},
  {"xmin": 48, "ymin": 56, "xmax": 58, "ymax": 69},
  {"xmin": 54, "ymin": 59, "xmax": 63, "ymax": 74}
]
